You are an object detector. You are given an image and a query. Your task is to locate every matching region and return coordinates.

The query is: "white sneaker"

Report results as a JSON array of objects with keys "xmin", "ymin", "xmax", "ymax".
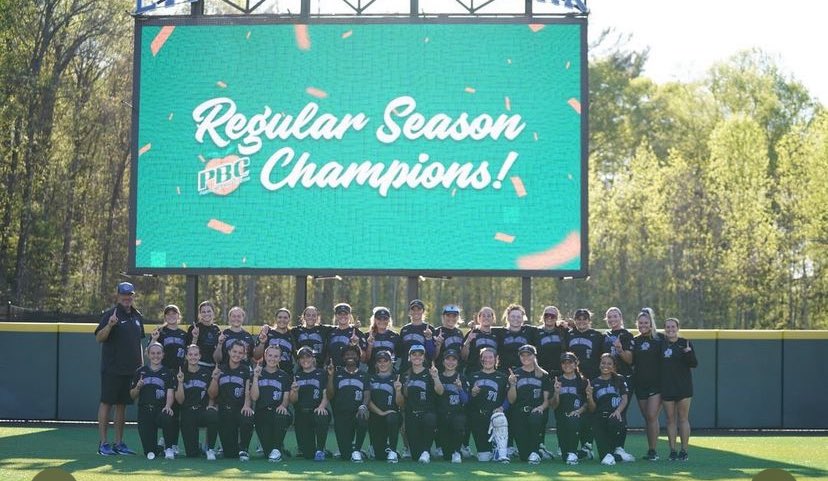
[
  {"xmin": 164, "ymin": 448, "xmax": 174, "ymax": 460},
  {"xmin": 147, "ymin": 452, "xmax": 156, "ymax": 460},
  {"xmin": 268, "ymin": 448, "xmax": 282, "ymax": 462},
  {"xmin": 538, "ymin": 444, "xmax": 554, "ymax": 459},
  {"xmin": 528, "ymin": 452, "xmax": 541, "ymax": 464},
  {"xmin": 614, "ymin": 447, "xmax": 635, "ymax": 462},
  {"xmin": 239, "ymin": 450, "xmax": 250, "ymax": 462},
  {"xmin": 351, "ymin": 451, "xmax": 364, "ymax": 463},
  {"xmin": 386, "ymin": 448, "xmax": 398, "ymax": 463},
  {"xmin": 385, "ymin": 448, "xmax": 399, "ymax": 464},
  {"xmin": 460, "ymin": 445, "xmax": 473, "ymax": 458},
  {"xmin": 418, "ymin": 451, "xmax": 431, "ymax": 464},
  {"xmin": 566, "ymin": 452, "xmax": 579, "ymax": 465},
  {"xmin": 601, "ymin": 453, "xmax": 616, "ymax": 465},
  {"xmin": 451, "ymin": 451, "xmax": 462, "ymax": 463},
  {"xmin": 401, "ymin": 447, "xmax": 411, "ymax": 459},
  {"xmin": 205, "ymin": 448, "xmax": 216, "ymax": 461},
  {"xmin": 477, "ymin": 451, "xmax": 493, "ymax": 462}
]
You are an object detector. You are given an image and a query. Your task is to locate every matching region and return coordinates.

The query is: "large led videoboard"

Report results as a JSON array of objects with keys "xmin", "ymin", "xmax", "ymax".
[{"xmin": 130, "ymin": 18, "xmax": 587, "ymax": 276}]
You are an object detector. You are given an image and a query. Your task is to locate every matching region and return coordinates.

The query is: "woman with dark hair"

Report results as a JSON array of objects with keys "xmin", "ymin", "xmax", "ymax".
[
  {"xmin": 327, "ymin": 344, "xmax": 370, "ymax": 463},
  {"xmin": 632, "ymin": 307, "xmax": 663, "ymax": 461},
  {"xmin": 292, "ymin": 306, "xmax": 332, "ymax": 366},
  {"xmin": 363, "ymin": 307, "xmax": 402, "ymax": 373},
  {"xmin": 400, "ymin": 343, "xmax": 441, "ymax": 463},
  {"xmin": 435, "ymin": 348, "xmax": 468, "ymax": 463},
  {"xmin": 367, "ymin": 350, "xmax": 404, "ymax": 463},
  {"xmin": 551, "ymin": 352, "xmax": 587, "ymax": 465},
  {"xmin": 602, "ymin": 307, "xmax": 634, "ymax": 461},
  {"xmin": 291, "ymin": 346, "xmax": 331, "ymax": 461},
  {"xmin": 326, "ymin": 303, "xmax": 366, "ymax": 368},
  {"xmin": 207, "ymin": 340, "xmax": 254, "ymax": 461},
  {"xmin": 187, "ymin": 301, "xmax": 221, "ymax": 368},
  {"xmin": 564, "ymin": 308, "xmax": 604, "ymax": 459},
  {"xmin": 507, "ymin": 345, "xmax": 551, "ymax": 464},
  {"xmin": 254, "ymin": 308, "xmax": 296, "ymax": 373},
  {"xmin": 466, "ymin": 347, "xmax": 509, "ymax": 463},
  {"xmin": 586, "ymin": 353, "xmax": 632, "ymax": 466},
  {"xmin": 661, "ymin": 317, "xmax": 697, "ymax": 461}
]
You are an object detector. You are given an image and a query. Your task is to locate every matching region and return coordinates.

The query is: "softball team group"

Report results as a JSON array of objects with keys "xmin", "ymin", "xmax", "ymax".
[{"xmin": 132, "ymin": 299, "xmax": 697, "ymax": 465}]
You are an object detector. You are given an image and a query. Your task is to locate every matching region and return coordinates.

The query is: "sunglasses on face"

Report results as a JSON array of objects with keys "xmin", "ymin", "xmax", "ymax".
[{"xmin": 543, "ymin": 313, "xmax": 558, "ymax": 319}]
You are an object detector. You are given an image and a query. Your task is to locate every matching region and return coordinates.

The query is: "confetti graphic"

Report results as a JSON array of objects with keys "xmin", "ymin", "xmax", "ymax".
[
  {"xmin": 295, "ymin": 25, "xmax": 311, "ymax": 50},
  {"xmin": 150, "ymin": 26, "xmax": 175, "ymax": 56},
  {"xmin": 568, "ymin": 98, "xmax": 581, "ymax": 114},
  {"xmin": 511, "ymin": 176, "xmax": 527, "ymax": 197},
  {"xmin": 138, "ymin": 144, "xmax": 151, "ymax": 156},
  {"xmin": 495, "ymin": 232, "xmax": 516, "ymax": 243},
  {"xmin": 207, "ymin": 219, "xmax": 235, "ymax": 235},
  {"xmin": 305, "ymin": 87, "xmax": 328, "ymax": 99}
]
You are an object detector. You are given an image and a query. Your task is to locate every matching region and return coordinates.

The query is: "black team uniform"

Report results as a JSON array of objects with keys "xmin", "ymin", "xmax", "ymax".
[
  {"xmin": 253, "ymin": 367, "xmax": 293, "ymax": 457},
  {"xmin": 178, "ymin": 366, "xmax": 219, "ymax": 458},
  {"xmin": 565, "ymin": 327, "xmax": 604, "ymax": 455},
  {"xmin": 436, "ymin": 369, "xmax": 469, "ymax": 460},
  {"xmin": 466, "ymin": 369, "xmax": 508, "ymax": 455},
  {"xmin": 132, "ymin": 365, "xmax": 176, "ymax": 456},
  {"xmin": 329, "ymin": 365, "xmax": 370, "ymax": 461},
  {"xmin": 661, "ymin": 337, "xmax": 697, "ymax": 401},
  {"xmin": 368, "ymin": 370, "xmax": 402, "ymax": 460},
  {"xmin": 293, "ymin": 366, "xmax": 330, "ymax": 459},
  {"xmin": 631, "ymin": 332, "xmax": 664, "ymax": 400},
  {"xmin": 215, "ymin": 362, "xmax": 253, "ymax": 458},
  {"xmin": 400, "ymin": 367, "xmax": 437, "ymax": 460},
  {"xmin": 554, "ymin": 372, "xmax": 588, "ymax": 461},
  {"xmin": 187, "ymin": 323, "xmax": 221, "ymax": 367},
  {"xmin": 510, "ymin": 368, "xmax": 551, "ymax": 461},
  {"xmin": 589, "ymin": 374, "xmax": 629, "ymax": 461},
  {"xmin": 259, "ymin": 329, "xmax": 296, "ymax": 373}
]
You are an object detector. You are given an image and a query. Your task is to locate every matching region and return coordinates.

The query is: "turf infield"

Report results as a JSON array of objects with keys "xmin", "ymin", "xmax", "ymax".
[{"xmin": 1, "ymin": 427, "xmax": 825, "ymax": 481}]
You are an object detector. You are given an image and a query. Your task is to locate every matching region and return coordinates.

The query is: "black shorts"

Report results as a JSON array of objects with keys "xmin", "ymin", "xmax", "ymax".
[
  {"xmin": 661, "ymin": 394, "xmax": 691, "ymax": 403},
  {"xmin": 100, "ymin": 372, "xmax": 134, "ymax": 405},
  {"xmin": 635, "ymin": 387, "xmax": 661, "ymax": 400}
]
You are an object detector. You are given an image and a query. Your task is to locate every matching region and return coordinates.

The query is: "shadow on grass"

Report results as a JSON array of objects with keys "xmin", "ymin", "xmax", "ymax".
[{"xmin": 0, "ymin": 426, "xmax": 825, "ymax": 481}]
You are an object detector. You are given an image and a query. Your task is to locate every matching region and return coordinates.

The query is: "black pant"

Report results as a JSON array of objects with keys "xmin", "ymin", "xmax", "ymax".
[
  {"xmin": 294, "ymin": 408, "xmax": 330, "ymax": 459},
  {"xmin": 137, "ymin": 404, "xmax": 176, "ymax": 456},
  {"xmin": 179, "ymin": 405, "xmax": 219, "ymax": 457},
  {"xmin": 511, "ymin": 407, "xmax": 545, "ymax": 461},
  {"xmin": 554, "ymin": 410, "xmax": 581, "ymax": 456},
  {"xmin": 592, "ymin": 412, "xmax": 625, "ymax": 459},
  {"xmin": 254, "ymin": 406, "xmax": 293, "ymax": 454},
  {"xmin": 333, "ymin": 408, "xmax": 368, "ymax": 459},
  {"xmin": 368, "ymin": 411, "xmax": 400, "ymax": 459},
  {"xmin": 468, "ymin": 409, "xmax": 493, "ymax": 454},
  {"xmin": 404, "ymin": 409, "xmax": 436, "ymax": 460},
  {"xmin": 579, "ymin": 411, "xmax": 594, "ymax": 450},
  {"xmin": 218, "ymin": 404, "xmax": 254, "ymax": 458},
  {"xmin": 436, "ymin": 411, "xmax": 466, "ymax": 459}
]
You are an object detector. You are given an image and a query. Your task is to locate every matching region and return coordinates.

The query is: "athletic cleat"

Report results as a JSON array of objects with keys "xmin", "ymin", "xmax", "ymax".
[
  {"xmin": 669, "ymin": 450, "xmax": 678, "ymax": 461},
  {"xmin": 314, "ymin": 450, "xmax": 325, "ymax": 461},
  {"xmin": 565, "ymin": 452, "xmax": 579, "ymax": 465},
  {"xmin": 98, "ymin": 442, "xmax": 117, "ymax": 456},
  {"xmin": 678, "ymin": 450, "xmax": 688, "ymax": 461},
  {"xmin": 164, "ymin": 448, "xmax": 175, "ymax": 460},
  {"xmin": 451, "ymin": 451, "xmax": 462, "ymax": 464},
  {"xmin": 614, "ymin": 447, "xmax": 635, "ymax": 462},
  {"xmin": 538, "ymin": 444, "xmax": 555, "ymax": 460},
  {"xmin": 400, "ymin": 447, "xmax": 411, "ymax": 459},
  {"xmin": 268, "ymin": 448, "xmax": 282, "ymax": 462},
  {"xmin": 239, "ymin": 450, "xmax": 250, "ymax": 462},
  {"xmin": 601, "ymin": 453, "xmax": 616, "ymax": 465},
  {"xmin": 528, "ymin": 452, "xmax": 541, "ymax": 465},
  {"xmin": 460, "ymin": 445, "xmax": 473, "ymax": 458},
  {"xmin": 351, "ymin": 451, "xmax": 364, "ymax": 463},
  {"xmin": 477, "ymin": 451, "xmax": 493, "ymax": 462},
  {"xmin": 385, "ymin": 448, "xmax": 398, "ymax": 463},
  {"xmin": 418, "ymin": 451, "xmax": 431, "ymax": 464},
  {"xmin": 643, "ymin": 449, "xmax": 659, "ymax": 461},
  {"xmin": 146, "ymin": 451, "xmax": 155, "ymax": 460},
  {"xmin": 113, "ymin": 442, "xmax": 136, "ymax": 455},
  {"xmin": 205, "ymin": 448, "xmax": 216, "ymax": 461}
]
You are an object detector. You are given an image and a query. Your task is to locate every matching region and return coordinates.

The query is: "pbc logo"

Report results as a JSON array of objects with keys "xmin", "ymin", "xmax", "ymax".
[{"xmin": 197, "ymin": 155, "xmax": 251, "ymax": 196}]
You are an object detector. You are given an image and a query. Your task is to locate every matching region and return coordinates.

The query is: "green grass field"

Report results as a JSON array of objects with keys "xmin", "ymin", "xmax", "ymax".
[{"xmin": 1, "ymin": 426, "xmax": 826, "ymax": 481}]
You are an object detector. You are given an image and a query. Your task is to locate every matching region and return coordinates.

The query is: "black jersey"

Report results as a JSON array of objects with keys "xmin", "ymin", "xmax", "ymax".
[
  {"xmin": 366, "ymin": 329, "xmax": 403, "ymax": 371},
  {"xmin": 260, "ymin": 329, "xmax": 296, "ymax": 372},
  {"xmin": 463, "ymin": 328, "xmax": 500, "ymax": 374},
  {"xmin": 566, "ymin": 328, "xmax": 604, "ymax": 379},
  {"xmin": 292, "ymin": 325, "xmax": 332, "ymax": 364},
  {"xmin": 590, "ymin": 375, "xmax": 628, "ymax": 414},
  {"xmin": 216, "ymin": 363, "xmax": 251, "ymax": 408},
  {"xmin": 331, "ymin": 368, "xmax": 369, "ymax": 413},
  {"xmin": 512, "ymin": 368, "xmax": 551, "ymax": 409},
  {"xmin": 401, "ymin": 368, "xmax": 436, "ymax": 412},
  {"xmin": 632, "ymin": 334, "xmax": 663, "ymax": 390},
  {"xmin": 180, "ymin": 366, "xmax": 212, "ymax": 408},
  {"xmin": 368, "ymin": 372, "xmax": 399, "ymax": 412},
  {"xmin": 437, "ymin": 371, "xmax": 468, "ymax": 414},
  {"xmin": 498, "ymin": 325, "xmax": 538, "ymax": 371},
  {"xmin": 467, "ymin": 370, "xmax": 508, "ymax": 412},
  {"xmin": 219, "ymin": 328, "xmax": 255, "ymax": 364},
  {"xmin": 536, "ymin": 326, "xmax": 567, "ymax": 377},
  {"xmin": 661, "ymin": 337, "xmax": 697, "ymax": 399},
  {"xmin": 326, "ymin": 326, "xmax": 366, "ymax": 368},
  {"xmin": 294, "ymin": 368, "xmax": 328, "ymax": 410},
  {"xmin": 434, "ymin": 326, "xmax": 464, "ymax": 366},
  {"xmin": 399, "ymin": 322, "xmax": 435, "ymax": 369},
  {"xmin": 157, "ymin": 326, "xmax": 188, "ymax": 371},
  {"xmin": 96, "ymin": 305, "xmax": 145, "ymax": 375},
  {"xmin": 132, "ymin": 365, "xmax": 174, "ymax": 406},
  {"xmin": 555, "ymin": 374, "xmax": 588, "ymax": 414},
  {"xmin": 187, "ymin": 323, "xmax": 221, "ymax": 366},
  {"xmin": 254, "ymin": 368, "xmax": 293, "ymax": 410},
  {"xmin": 603, "ymin": 328, "xmax": 634, "ymax": 376}
]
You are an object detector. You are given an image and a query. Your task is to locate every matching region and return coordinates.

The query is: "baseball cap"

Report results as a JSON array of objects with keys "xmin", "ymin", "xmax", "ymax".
[
  {"xmin": 373, "ymin": 306, "xmax": 391, "ymax": 319},
  {"xmin": 409, "ymin": 344, "xmax": 426, "ymax": 354},
  {"xmin": 442, "ymin": 348, "xmax": 460, "ymax": 359},
  {"xmin": 334, "ymin": 303, "xmax": 351, "ymax": 314},
  {"xmin": 163, "ymin": 304, "xmax": 180, "ymax": 315},
  {"xmin": 442, "ymin": 304, "xmax": 461, "ymax": 314},
  {"xmin": 574, "ymin": 308, "xmax": 591, "ymax": 319},
  {"xmin": 375, "ymin": 350, "xmax": 393, "ymax": 361},
  {"xmin": 342, "ymin": 344, "xmax": 361, "ymax": 357},
  {"xmin": 518, "ymin": 344, "xmax": 537, "ymax": 355},
  {"xmin": 409, "ymin": 299, "xmax": 425, "ymax": 309},
  {"xmin": 117, "ymin": 282, "xmax": 135, "ymax": 295},
  {"xmin": 560, "ymin": 352, "xmax": 578, "ymax": 363},
  {"xmin": 297, "ymin": 346, "xmax": 316, "ymax": 358}
]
